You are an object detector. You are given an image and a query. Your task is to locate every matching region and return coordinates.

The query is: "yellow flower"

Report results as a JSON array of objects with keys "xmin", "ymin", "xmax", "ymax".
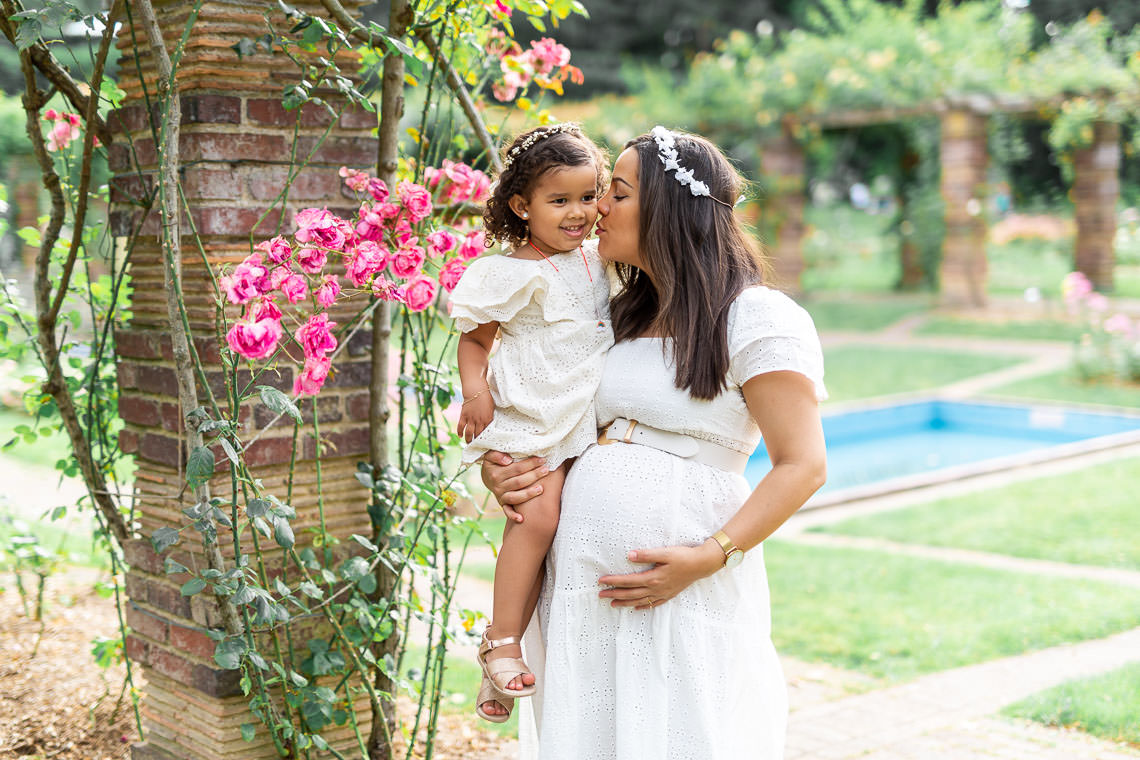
[
  {"xmin": 782, "ymin": 71, "xmax": 797, "ymax": 87},
  {"xmin": 1087, "ymin": 9, "xmax": 1104, "ymax": 26}
]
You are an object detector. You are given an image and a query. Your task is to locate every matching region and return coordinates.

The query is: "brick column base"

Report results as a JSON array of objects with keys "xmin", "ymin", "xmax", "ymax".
[
  {"xmin": 1073, "ymin": 121, "xmax": 1120, "ymax": 291},
  {"xmin": 939, "ymin": 109, "xmax": 989, "ymax": 307}
]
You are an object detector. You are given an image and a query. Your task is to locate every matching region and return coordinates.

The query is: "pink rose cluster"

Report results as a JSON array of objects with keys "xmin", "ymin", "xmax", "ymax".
[
  {"xmin": 1064, "ymin": 271, "xmax": 1133, "ymax": 336},
  {"xmin": 424, "ymin": 160, "xmax": 492, "ymax": 205},
  {"xmin": 43, "ymin": 109, "xmax": 91, "ymax": 152},
  {"xmin": 490, "ymin": 37, "xmax": 584, "ymax": 102},
  {"xmin": 220, "ymin": 163, "xmax": 489, "ymax": 397}
]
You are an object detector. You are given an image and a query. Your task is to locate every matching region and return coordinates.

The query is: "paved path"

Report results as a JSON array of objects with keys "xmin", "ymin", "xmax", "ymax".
[{"xmin": 786, "ymin": 627, "xmax": 1140, "ymax": 759}]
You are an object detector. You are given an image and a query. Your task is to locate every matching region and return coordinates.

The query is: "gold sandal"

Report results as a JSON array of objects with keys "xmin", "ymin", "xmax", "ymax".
[
  {"xmin": 475, "ymin": 675, "xmax": 514, "ymax": 723},
  {"xmin": 477, "ymin": 629, "xmax": 537, "ymax": 699}
]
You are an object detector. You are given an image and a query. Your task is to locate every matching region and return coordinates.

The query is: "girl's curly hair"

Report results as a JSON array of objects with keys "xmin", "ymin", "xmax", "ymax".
[{"xmin": 483, "ymin": 124, "xmax": 608, "ymax": 249}]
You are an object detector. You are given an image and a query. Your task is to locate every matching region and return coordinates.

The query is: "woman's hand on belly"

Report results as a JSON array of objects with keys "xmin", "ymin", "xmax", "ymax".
[
  {"xmin": 597, "ymin": 540, "xmax": 726, "ymax": 610},
  {"xmin": 480, "ymin": 451, "xmax": 550, "ymax": 522}
]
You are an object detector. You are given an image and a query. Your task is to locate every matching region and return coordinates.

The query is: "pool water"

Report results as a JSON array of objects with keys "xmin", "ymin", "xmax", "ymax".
[{"xmin": 745, "ymin": 399, "xmax": 1140, "ymax": 497}]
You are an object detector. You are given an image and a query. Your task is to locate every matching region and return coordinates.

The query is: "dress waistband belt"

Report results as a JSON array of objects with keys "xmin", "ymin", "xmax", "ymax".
[{"xmin": 597, "ymin": 418, "xmax": 749, "ymax": 475}]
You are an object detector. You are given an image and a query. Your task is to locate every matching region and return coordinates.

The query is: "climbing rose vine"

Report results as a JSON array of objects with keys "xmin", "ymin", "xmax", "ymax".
[{"xmin": 220, "ymin": 162, "xmax": 490, "ymax": 396}]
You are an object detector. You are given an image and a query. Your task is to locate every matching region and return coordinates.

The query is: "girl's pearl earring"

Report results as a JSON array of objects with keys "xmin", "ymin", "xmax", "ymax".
[{"xmin": 522, "ymin": 212, "xmax": 529, "ymax": 219}]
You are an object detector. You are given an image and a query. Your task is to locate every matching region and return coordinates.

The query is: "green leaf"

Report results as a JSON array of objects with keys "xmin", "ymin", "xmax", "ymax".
[
  {"xmin": 350, "ymin": 534, "xmax": 378, "ymax": 553},
  {"xmin": 257, "ymin": 385, "xmax": 302, "ymax": 423},
  {"xmin": 247, "ymin": 498, "xmax": 271, "ymax": 518},
  {"xmin": 528, "ymin": 16, "xmax": 547, "ymax": 33},
  {"xmin": 299, "ymin": 581, "xmax": 323, "ymax": 599},
  {"xmin": 13, "ymin": 17, "xmax": 42, "ymax": 50},
  {"xmin": 273, "ymin": 519, "xmax": 295, "ymax": 549},
  {"xmin": 186, "ymin": 446, "xmax": 215, "ymax": 489},
  {"xmin": 231, "ymin": 37, "xmax": 257, "ymax": 58},
  {"xmin": 181, "ymin": 577, "xmax": 207, "ymax": 596},
  {"xmin": 164, "ymin": 558, "xmax": 190, "ymax": 575},
  {"xmin": 50, "ymin": 506, "xmax": 67, "ymax": 521},
  {"xmin": 218, "ymin": 437, "xmax": 241, "ymax": 468},
  {"xmin": 240, "ymin": 723, "xmax": 256, "ymax": 742},
  {"xmin": 150, "ymin": 526, "xmax": 180, "ymax": 553},
  {"xmin": 214, "ymin": 637, "xmax": 247, "ymax": 670}
]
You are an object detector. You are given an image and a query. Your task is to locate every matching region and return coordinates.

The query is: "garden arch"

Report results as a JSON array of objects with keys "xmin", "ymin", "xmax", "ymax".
[{"xmin": 759, "ymin": 99, "xmax": 1121, "ymax": 306}]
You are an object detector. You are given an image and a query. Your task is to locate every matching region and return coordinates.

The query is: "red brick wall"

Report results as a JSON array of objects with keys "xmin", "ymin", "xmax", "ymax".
[
  {"xmin": 1073, "ymin": 121, "xmax": 1120, "ymax": 291},
  {"xmin": 111, "ymin": 1, "xmax": 375, "ymax": 757}
]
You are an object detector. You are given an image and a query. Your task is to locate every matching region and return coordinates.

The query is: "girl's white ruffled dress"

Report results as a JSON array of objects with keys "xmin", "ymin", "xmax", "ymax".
[
  {"xmin": 518, "ymin": 285, "xmax": 827, "ymax": 760},
  {"xmin": 449, "ymin": 239, "xmax": 614, "ymax": 469}
]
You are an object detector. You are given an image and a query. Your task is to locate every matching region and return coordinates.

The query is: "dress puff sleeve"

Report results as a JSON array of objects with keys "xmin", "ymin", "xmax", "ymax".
[
  {"xmin": 448, "ymin": 254, "xmax": 548, "ymax": 333},
  {"xmin": 727, "ymin": 286, "xmax": 828, "ymax": 401}
]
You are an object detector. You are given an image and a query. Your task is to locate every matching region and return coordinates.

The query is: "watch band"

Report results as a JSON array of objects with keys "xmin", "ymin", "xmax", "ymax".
[{"xmin": 711, "ymin": 530, "xmax": 743, "ymax": 566}]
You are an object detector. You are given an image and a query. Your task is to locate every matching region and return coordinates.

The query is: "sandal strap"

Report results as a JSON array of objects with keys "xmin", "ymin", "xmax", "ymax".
[
  {"xmin": 486, "ymin": 656, "xmax": 531, "ymax": 683},
  {"xmin": 484, "ymin": 633, "xmax": 522, "ymax": 650},
  {"xmin": 477, "ymin": 677, "xmax": 513, "ymax": 714}
]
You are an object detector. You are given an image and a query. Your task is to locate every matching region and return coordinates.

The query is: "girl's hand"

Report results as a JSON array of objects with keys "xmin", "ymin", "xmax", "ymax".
[
  {"xmin": 597, "ymin": 540, "xmax": 725, "ymax": 610},
  {"xmin": 480, "ymin": 451, "xmax": 549, "ymax": 522},
  {"xmin": 458, "ymin": 392, "xmax": 495, "ymax": 443}
]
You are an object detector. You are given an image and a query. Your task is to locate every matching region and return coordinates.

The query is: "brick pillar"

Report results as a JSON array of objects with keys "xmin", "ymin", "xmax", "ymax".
[
  {"xmin": 939, "ymin": 109, "xmax": 988, "ymax": 307},
  {"xmin": 110, "ymin": 2, "xmax": 375, "ymax": 757},
  {"xmin": 1072, "ymin": 121, "xmax": 1120, "ymax": 291},
  {"xmin": 759, "ymin": 128, "xmax": 807, "ymax": 293}
]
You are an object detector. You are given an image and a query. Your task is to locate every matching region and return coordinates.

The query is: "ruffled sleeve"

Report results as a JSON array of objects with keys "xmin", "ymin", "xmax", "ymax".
[
  {"xmin": 727, "ymin": 286, "xmax": 827, "ymax": 401},
  {"xmin": 448, "ymin": 255, "xmax": 548, "ymax": 333}
]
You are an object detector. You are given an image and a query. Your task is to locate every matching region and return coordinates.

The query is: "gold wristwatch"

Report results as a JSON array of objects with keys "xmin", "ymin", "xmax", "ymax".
[{"xmin": 711, "ymin": 530, "xmax": 744, "ymax": 568}]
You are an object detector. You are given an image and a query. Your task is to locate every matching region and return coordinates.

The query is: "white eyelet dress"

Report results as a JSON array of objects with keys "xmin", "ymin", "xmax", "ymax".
[
  {"xmin": 449, "ymin": 239, "xmax": 614, "ymax": 470},
  {"xmin": 518, "ymin": 285, "xmax": 827, "ymax": 760}
]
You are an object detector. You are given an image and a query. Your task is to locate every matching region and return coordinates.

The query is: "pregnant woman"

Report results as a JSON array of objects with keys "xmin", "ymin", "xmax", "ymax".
[{"xmin": 482, "ymin": 127, "xmax": 828, "ymax": 759}]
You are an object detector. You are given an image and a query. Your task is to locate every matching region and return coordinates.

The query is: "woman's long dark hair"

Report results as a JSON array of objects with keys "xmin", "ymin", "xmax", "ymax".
[{"xmin": 609, "ymin": 130, "xmax": 768, "ymax": 400}]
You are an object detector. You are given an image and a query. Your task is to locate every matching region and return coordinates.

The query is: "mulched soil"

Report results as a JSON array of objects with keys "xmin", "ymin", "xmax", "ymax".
[{"xmin": 0, "ymin": 568, "xmax": 514, "ymax": 759}]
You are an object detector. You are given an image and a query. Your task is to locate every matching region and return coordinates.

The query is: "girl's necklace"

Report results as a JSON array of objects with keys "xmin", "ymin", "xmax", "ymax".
[{"xmin": 526, "ymin": 239, "xmax": 607, "ymax": 333}]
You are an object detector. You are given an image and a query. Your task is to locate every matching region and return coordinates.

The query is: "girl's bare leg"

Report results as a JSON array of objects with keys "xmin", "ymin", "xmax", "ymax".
[{"xmin": 481, "ymin": 464, "xmax": 563, "ymax": 712}]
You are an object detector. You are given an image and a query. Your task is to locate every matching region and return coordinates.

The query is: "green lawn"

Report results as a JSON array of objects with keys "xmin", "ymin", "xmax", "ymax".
[
  {"xmin": 1003, "ymin": 662, "xmax": 1140, "ymax": 748},
  {"xmin": 801, "ymin": 206, "xmax": 900, "ymax": 294},
  {"xmin": 814, "ymin": 457, "xmax": 1140, "ymax": 570},
  {"xmin": 915, "ymin": 317, "xmax": 1081, "ymax": 342},
  {"xmin": 986, "ymin": 371, "xmax": 1140, "ymax": 409},
  {"xmin": 985, "ymin": 238, "xmax": 1073, "ymax": 298},
  {"xmin": 802, "ymin": 299, "xmax": 929, "ymax": 333},
  {"xmin": 0, "ymin": 509, "xmax": 110, "ymax": 570},
  {"xmin": 765, "ymin": 540, "xmax": 1140, "ymax": 683},
  {"xmin": 823, "ymin": 345, "xmax": 1021, "ymax": 403}
]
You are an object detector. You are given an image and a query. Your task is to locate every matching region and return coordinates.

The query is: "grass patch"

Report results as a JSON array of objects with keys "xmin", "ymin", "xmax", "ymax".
[
  {"xmin": 1003, "ymin": 662, "xmax": 1140, "ymax": 747},
  {"xmin": 985, "ymin": 237, "xmax": 1073, "ymax": 298},
  {"xmin": 815, "ymin": 457, "xmax": 1140, "ymax": 570},
  {"xmin": 823, "ymin": 345, "xmax": 1021, "ymax": 403},
  {"xmin": 802, "ymin": 299, "xmax": 928, "ymax": 332},
  {"xmin": 985, "ymin": 371, "xmax": 1140, "ymax": 409},
  {"xmin": 0, "ymin": 508, "xmax": 110, "ymax": 570},
  {"xmin": 915, "ymin": 317, "xmax": 1081, "ymax": 342},
  {"xmin": 801, "ymin": 205, "xmax": 900, "ymax": 294},
  {"xmin": 765, "ymin": 540, "xmax": 1140, "ymax": 682}
]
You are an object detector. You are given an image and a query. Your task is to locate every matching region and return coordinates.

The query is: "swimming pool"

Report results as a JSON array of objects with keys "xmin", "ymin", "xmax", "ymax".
[{"xmin": 745, "ymin": 399, "xmax": 1140, "ymax": 506}]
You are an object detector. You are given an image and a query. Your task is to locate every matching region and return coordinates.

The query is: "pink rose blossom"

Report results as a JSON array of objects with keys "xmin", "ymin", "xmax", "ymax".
[
  {"xmin": 1062, "ymin": 271, "xmax": 1093, "ymax": 312},
  {"xmin": 397, "ymin": 181, "xmax": 433, "ymax": 223},
  {"xmin": 220, "ymin": 254, "xmax": 271, "ymax": 305},
  {"xmin": 367, "ymin": 178, "xmax": 389, "ymax": 202},
  {"xmin": 403, "ymin": 275, "xmax": 438, "ymax": 312},
  {"xmin": 346, "ymin": 240, "xmax": 391, "ymax": 287},
  {"xmin": 270, "ymin": 265, "xmax": 294, "ymax": 291},
  {"xmin": 279, "ymin": 272, "xmax": 308, "ymax": 304},
  {"xmin": 486, "ymin": 0, "xmax": 510, "ymax": 21},
  {"xmin": 530, "ymin": 38, "xmax": 571, "ymax": 75},
  {"xmin": 316, "ymin": 275, "xmax": 341, "ymax": 308},
  {"xmin": 1104, "ymin": 313, "xmax": 1133, "ymax": 336},
  {"xmin": 390, "ymin": 244, "xmax": 426, "ymax": 279},
  {"xmin": 394, "ymin": 228, "xmax": 417, "ymax": 248},
  {"xmin": 355, "ymin": 204, "xmax": 387, "ymax": 242},
  {"xmin": 295, "ymin": 312, "xmax": 338, "ymax": 359},
  {"xmin": 45, "ymin": 108, "xmax": 59, "ymax": 120},
  {"xmin": 1087, "ymin": 293, "xmax": 1109, "ymax": 313},
  {"xmin": 439, "ymin": 258, "xmax": 467, "ymax": 293},
  {"xmin": 296, "ymin": 246, "xmax": 328, "ymax": 274},
  {"xmin": 294, "ymin": 208, "xmax": 349, "ymax": 251},
  {"xmin": 249, "ymin": 298, "xmax": 282, "ymax": 322},
  {"xmin": 426, "ymin": 230, "xmax": 459, "ymax": 258},
  {"xmin": 294, "ymin": 355, "xmax": 332, "ymax": 396},
  {"xmin": 226, "ymin": 316, "xmax": 283, "ymax": 360},
  {"xmin": 458, "ymin": 230, "xmax": 485, "ymax": 261},
  {"xmin": 492, "ymin": 82, "xmax": 519, "ymax": 102},
  {"xmin": 339, "ymin": 166, "xmax": 370, "ymax": 193},
  {"xmin": 255, "ymin": 236, "xmax": 293, "ymax": 265},
  {"xmin": 371, "ymin": 274, "xmax": 406, "ymax": 304}
]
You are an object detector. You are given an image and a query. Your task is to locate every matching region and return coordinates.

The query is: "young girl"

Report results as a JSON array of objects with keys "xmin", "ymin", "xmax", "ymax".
[{"xmin": 449, "ymin": 123, "xmax": 613, "ymax": 722}]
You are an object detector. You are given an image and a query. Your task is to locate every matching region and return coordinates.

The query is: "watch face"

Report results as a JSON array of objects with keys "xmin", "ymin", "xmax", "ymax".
[{"xmin": 724, "ymin": 550, "xmax": 744, "ymax": 568}]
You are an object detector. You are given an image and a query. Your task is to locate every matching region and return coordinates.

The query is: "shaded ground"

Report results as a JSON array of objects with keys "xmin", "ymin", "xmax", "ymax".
[
  {"xmin": 0, "ymin": 568, "xmax": 137, "ymax": 759},
  {"xmin": 0, "ymin": 566, "xmax": 515, "ymax": 760}
]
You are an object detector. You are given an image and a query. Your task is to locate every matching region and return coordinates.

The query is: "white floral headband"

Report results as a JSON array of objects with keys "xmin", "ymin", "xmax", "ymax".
[
  {"xmin": 651, "ymin": 126, "xmax": 738, "ymax": 208},
  {"xmin": 502, "ymin": 123, "xmax": 581, "ymax": 172}
]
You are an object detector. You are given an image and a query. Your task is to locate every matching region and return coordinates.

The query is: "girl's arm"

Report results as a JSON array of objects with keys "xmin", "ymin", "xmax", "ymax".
[
  {"xmin": 597, "ymin": 370, "xmax": 826, "ymax": 608},
  {"xmin": 457, "ymin": 321, "xmax": 499, "ymax": 443}
]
